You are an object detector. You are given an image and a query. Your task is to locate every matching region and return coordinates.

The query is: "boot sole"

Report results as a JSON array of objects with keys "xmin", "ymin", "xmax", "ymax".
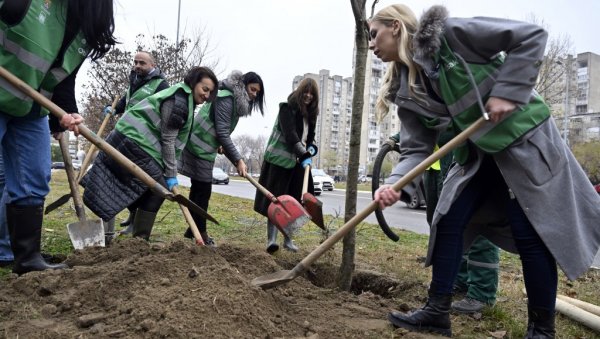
[
  {"xmin": 387, "ymin": 312, "xmax": 452, "ymax": 337},
  {"xmin": 266, "ymin": 244, "xmax": 279, "ymax": 254}
]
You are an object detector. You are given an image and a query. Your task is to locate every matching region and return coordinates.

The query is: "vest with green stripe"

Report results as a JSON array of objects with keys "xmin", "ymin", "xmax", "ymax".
[
  {"xmin": 115, "ymin": 83, "xmax": 194, "ymax": 168},
  {"xmin": 0, "ymin": 0, "xmax": 89, "ymax": 117},
  {"xmin": 263, "ymin": 103, "xmax": 298, "ymax": 169},
  {"xmin": 125, "ymin": 78, "xmax": 165, "ymax": 111},
  {"xmin": 436, "ymin": 37, "xmax": 550, "ymax": 164},
  {"xmin": 185, "ymin": 89, "xmax": 239, "ymax": 162}
]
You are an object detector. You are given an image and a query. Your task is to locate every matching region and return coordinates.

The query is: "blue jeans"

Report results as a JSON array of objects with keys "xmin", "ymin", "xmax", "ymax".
[
  {"xmin": 0, "ymin": 151, "xmax": 14, "ymax": 261},
  {"xmin": 431, "ymin": 156, "xmax": 557, "ymax": 311},
  {"xmin": 0, "ymin": 113, "xmax": 51, "ymax": 206}
]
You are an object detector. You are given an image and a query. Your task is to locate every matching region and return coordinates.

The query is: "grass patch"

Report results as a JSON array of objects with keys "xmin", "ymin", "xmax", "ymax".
[{"xmin": 1, "ymin": 171, "xmax": 599, "ymax": 338}]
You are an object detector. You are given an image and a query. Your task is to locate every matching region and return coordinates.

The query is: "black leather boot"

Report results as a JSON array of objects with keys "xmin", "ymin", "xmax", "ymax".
[
  {"xmin": 119, "ymin": 208, "xmax": 135, "ymax": 227},
  {"xmin": 7, "ymin": 204, "xmax": 68, "ymax": 275},
  {"xmin": 132, "ymin": 209, "xmax": 157, "ymax": 240},
  {"xmin": 525, "ymin": 306, "xmax": 555, "ymax": 338},
  {"xmin": 388, "ymin": 290, "xmax": 452, "ymax": 337},
  {"xmin": 266, "ymin": 222, "xmax": 279, "ymax": 254}
]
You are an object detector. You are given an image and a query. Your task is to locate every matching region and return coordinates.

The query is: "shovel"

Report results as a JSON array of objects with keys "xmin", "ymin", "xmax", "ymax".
[
  {"xmin": 171, "ymin": 186, "xmax": 205, "ymax": 246},
  {"xmin": 0, "ymin": 66, "xmax": 218, "ymax": 225},
  {"xmin": 45, "ymin": 96, "xmax": 120, "ymax": 214},
  {"xmin": 245, "ymin": 173, "xmax": 310, "ymax": 237},
  {"xmin": 251, "ymin": 117, "xmax": 488, "ymax": 289},
  {"xmin": 58, "ymin": 134, "xmax": 105, "ymax": 249},
  {"xmin": 302, "ymin": 165, "xmax": 325, "ymax": 230}
]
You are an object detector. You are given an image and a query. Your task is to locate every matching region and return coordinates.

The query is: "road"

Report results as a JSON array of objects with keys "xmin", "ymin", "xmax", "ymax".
[{"xmin": 178, "ymin": 176, "xmax": 600, "ymax": 268}]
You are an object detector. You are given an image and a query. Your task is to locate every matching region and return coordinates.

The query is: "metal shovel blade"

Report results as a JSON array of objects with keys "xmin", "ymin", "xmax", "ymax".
[
  {"xmin": 67, "ymin": 219, "xmax": 105, "ymax": 250},
  {"xmin": 302, "ymin": 192, "xmax": 325, "ymax": 230},
  {"xmin": 44, "ymin": 193, "xmax": 72, "ymax": 214},
  {"xmin": 267, "ymin": 194, "xmax": 310, "ymax": 237}
]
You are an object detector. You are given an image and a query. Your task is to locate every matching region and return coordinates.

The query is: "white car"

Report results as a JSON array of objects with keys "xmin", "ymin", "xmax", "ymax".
[{"xmin": 311, "ymin": 168, "xmax": 334, "ymax": 195}]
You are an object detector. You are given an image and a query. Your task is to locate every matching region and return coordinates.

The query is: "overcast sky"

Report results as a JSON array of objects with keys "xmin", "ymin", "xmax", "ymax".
[{"xmin": 84, "ymin": 0, "xmax": 599, "ymax": 137}]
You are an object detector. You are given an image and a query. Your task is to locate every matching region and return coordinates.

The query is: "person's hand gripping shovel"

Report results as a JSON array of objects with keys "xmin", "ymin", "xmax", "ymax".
[
  {"xmin": 0, "ymin": 66, "xmax": 218, "ymax": 226},
  {"xmin": 45, "ymin": 96, "xmax": 120, "ymax": 214}
]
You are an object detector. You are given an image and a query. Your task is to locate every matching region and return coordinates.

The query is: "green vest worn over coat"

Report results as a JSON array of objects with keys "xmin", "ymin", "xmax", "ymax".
[
  {"xmin": 115, "ymin": 83, "xmax": 194, "ymax": 167},
  {"xmin": 263, "ymin": 103, "xmax": 298, "ymax": 169},
  {"xmin": 436, "ymin": 38, "xmax": 550, "ymax": 164},
  {"xmin": 125, "ymin": 78, "xmax": 165, "ymax": 111},
  {"xmin": 0, "ymin": 0, "xmax": 89, "ymax": 117},
  {"xmin": 185, "ymin": 89, "xmax": 239, "ymax": 162}
]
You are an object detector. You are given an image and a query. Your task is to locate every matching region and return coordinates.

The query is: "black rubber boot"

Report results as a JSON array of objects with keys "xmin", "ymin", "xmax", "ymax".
[
  {"xmin": 266, "ymin": 222, "xmax": 279, "ymax": 254},
  {"xmin": 525, "ymin": 306, "xmax": 555, "ymax": 338},
  {"xmin": 132, "ymin": 209, "xmax": 157, "ymax": 241},
  {"xmin": 119, "ymin": 209, "xmax": 135, "ymax": 227},
  {"xmin": 388, "ymin": 290, "xmax": 452, "ymax": 337},
  {"xmin": 6, "ymin": 204, "xmax": 68, "ymax": 275}
]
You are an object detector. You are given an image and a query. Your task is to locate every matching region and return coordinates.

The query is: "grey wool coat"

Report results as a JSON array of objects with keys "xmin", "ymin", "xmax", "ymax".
[{"xmin": 385, "ymin": 6, "xmax": 600, "ymax": 280}]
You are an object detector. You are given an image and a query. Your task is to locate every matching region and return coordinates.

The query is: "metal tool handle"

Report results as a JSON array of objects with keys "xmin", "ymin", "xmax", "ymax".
[
  {"xmin": 244, "ymin": 173, "xmax": 277, "ymax": 203},
  {"xmin": 58, "ymin": 133, "xmax": 86, "ymax": 222}
]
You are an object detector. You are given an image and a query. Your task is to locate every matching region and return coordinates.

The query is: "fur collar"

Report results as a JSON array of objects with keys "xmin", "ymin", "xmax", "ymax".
[
  {"xmin": 220, "ymin": 70, "xmax": 252, "ymax": 117},
  {"xmin": 413, "ymin": 5, "xmax": 448, "ymax": 64}
]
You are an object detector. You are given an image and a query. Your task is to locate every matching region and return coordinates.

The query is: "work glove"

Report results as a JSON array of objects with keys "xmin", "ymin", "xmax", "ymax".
[
  {"xmin": 300, "ymin": 157, "xmax": 312, "ymax": 169},
  {"xmin": 102, "ymin": 105, "xmax": 114, "ymax": 116},
  {"xmin": 165, "ymin": 176, "xmax": 179, "ymax": 190},
  {"xmin": 307, "ymin": 144, "xmax": 318, "ymax": 157}
]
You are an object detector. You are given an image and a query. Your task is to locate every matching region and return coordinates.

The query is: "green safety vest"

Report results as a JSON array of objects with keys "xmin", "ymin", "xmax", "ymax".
[
  {"xmin": 0, "ymin": 0, "xmax": 89, "ymax": 117},
  {"xmin": 125, "ymin": 77, "xmax": 165, "ymax": 111},
  {"xmin": 263, "ymin": 103, "xmax": 298, "ymax": 169},
  {"xmin": 436, "ymin": 37, "xmax": 550, "ymax": 164},
  {"xmin": 115, "ymin": 83, "xmax": 194, "ymax": 168},
  {"xmin": 185, "ymin": 89, "xmax": 239, "ymax": 162}
]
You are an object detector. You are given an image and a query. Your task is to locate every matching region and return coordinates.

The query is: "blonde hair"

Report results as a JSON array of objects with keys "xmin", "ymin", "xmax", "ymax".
[{"xmin": 371, "ymin": 4, "xmax": 423, "ymax": 121}]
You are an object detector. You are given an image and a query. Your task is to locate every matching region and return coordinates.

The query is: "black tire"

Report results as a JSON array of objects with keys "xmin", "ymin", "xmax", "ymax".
[{"xmin": 371, "ymin": 141, "xmax": 400, "ymax": 242}]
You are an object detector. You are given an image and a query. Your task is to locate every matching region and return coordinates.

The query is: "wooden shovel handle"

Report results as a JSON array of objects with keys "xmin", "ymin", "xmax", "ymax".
[
  {"xmin": 244, "ymin": 173, "xmax": 277, "ymax": 203},
  {"xmin": 76, "ymin": 95, "xmax": 120, "ymax": 182},
  {"xmin": 297, "ymin": 117, "xmax": 488, "ymax": 270},
  {"xmin": 58, "ymin": 134, "xmax": 86, "ymax": 222},
  {"xmin": 172, "ymin": 186, "xmax": 204, "ymax": 246},
  {"xmin": 302, "ymin": 165, "xmax": 310, "ymax": 196},
  {"xmin": 0, "ymin": 66, "xmax": 173, "ymax": 200}
]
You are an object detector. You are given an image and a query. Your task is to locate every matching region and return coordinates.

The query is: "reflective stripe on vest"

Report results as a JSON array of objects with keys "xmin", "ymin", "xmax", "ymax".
[
  {"xmin": 436, "ymin": 37, "xmax": 550, "ymax": 164},
  {"xmin": 0, "ymin": 0, "xmax": 88, "ymax": 117},
  {"xmin": 115, "ymin": 83, "xmax": 194, "ymax": 167},
  {"xmin": 264, "ymin": 105, "xmax": 297, "ymax": 169},
  {"xmin": 125, "ymin": 78, "xmax": 165, "ymax": 111},
  {"xmin": 185, "ymin": 89, "xmax": 239, "ymax": 162}
]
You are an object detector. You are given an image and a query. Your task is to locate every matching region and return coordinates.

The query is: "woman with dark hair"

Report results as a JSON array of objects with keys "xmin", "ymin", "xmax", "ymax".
[
  {"xmin": 253, "ymin": 77, "xmax": 319, "ymax": 253},
  {"xmin": 0, "ymin": 0, "xmax": 117, "ymax": 275},
  {"xmin": 179, "ymin": 70, "xmax": 266, "ymax": 246},
  {"xmin": 82, "ymin": 67, "xmax": 218, "ymax": 241}
]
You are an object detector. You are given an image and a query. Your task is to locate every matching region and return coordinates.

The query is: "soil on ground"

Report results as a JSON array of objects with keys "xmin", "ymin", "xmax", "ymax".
[{"xmin": 0, "ymin": 238, "xmax": 440, "ymax": 338}]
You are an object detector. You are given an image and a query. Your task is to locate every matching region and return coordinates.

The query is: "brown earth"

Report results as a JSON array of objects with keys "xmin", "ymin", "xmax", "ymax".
[{"xmin": 0, "ymin": 238, "xmax": 441, "ymax": 338}]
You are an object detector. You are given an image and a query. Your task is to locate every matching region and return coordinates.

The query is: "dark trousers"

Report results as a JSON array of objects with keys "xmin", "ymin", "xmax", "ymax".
[
  {"xmin": 431, "ymin": 156, "xmax": 557, "ymax": 310},
  {"xmin": 129, "ymin": 190, "xmax": 165, "ymax": 213},
  {"xmin": 189, "ymin": 179, "xmax": 212, "ymax": 233}
]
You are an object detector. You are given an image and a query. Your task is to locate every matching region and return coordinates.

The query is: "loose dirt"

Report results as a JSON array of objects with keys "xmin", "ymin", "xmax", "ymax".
[{"xmin": 0, "ymin": 238, "xmax": 441, "ymax": 338}]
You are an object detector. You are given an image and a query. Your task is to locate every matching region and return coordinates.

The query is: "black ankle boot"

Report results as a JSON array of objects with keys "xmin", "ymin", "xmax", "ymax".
[
  {"xmin": 119, "ymin": 209, "xmax": 135, "ymax": 227},
  {"xmin": 7, "ymin": 204, "xmax": 68, "ymax": 275},
  {"xmin": 132, "ymin": 209, "xmax": 157, "ymax": 240},
  {"xmin": 525, "ymin": 306, "xmax": 555, "ymax": 338},
  {"xmin": 388, "ymin": 290, "xmax": 452, "ymax": 337}
]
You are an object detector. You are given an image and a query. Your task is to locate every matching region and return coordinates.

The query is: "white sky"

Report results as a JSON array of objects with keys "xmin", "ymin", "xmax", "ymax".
[{"xmin": 79, "ymin": 0, "xmax": 599, "ymax": 137}]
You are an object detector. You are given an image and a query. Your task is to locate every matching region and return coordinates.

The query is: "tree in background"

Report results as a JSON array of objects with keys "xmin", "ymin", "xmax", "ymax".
[
  {"xmin": 572, "ymin": 141, "xmax": 600, "ymax": 184},
  {"xmin": 231, "ymin": 134, "xmax": 267, "ymax": 176},
  {"xmin": 78, "ymin": 30, "xmax": 219, "ymax": 150}
]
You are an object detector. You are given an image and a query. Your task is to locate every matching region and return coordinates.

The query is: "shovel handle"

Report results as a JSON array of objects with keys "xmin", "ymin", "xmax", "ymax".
[
  {"xmin": 76, "ymin": 95, "xmax": 120, "ymax": 182},
  {"xmin": 245, "ymin": 173, "xmax": 277, "ymax": 203},
  {"xmin": 58, "ymin": 133, "xmax": 86, "ymax": 222},
  {"xmin": 172, "ymin": 186, "xmax": 205, "ymax": 246},
  {"xmin": 302, "ymin": 165, "xmax": 310, "ymax": 196},
  {"xmin": 296, "ymin": 118, "xmax": 488, "ymax": 271},
  {"xmin": 0, "ymin": 66, "xmax": 173, "ymax": 200}
]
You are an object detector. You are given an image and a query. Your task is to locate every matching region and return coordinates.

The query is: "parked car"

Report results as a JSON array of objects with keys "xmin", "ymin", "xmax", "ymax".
[
  {"xmin": 51, "ymin": 161, "xmax": 65, "ymax": 169},
  {"xmin": 212, "ymin": 167, "xmax": 229, "ymax": 185},
  {"xmin": 358, "ymin": 174, "xmax": 372, "ymax": 183},
  {"xmin": 311, "ymin": 168, "xmax": 335, "ymax": 195}
]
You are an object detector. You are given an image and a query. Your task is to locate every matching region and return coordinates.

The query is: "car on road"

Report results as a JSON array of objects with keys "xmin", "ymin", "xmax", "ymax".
[
  {"xmin": 212, "ymin": 167, "xmax": 229, "ymax": 185},
  {"xmin": 311, "ymin": 168, "xmax": 334, "ymax": 195},
  {"xmin": 51, "ymin": 161, "xmax": 65, "ymax": 169}
]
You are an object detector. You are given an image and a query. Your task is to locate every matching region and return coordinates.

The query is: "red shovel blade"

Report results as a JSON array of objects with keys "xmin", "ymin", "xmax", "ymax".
[
  {"xmin": 267, "ymin": 194, "xmax": 310, "ymax": 237},
  {"xmin": 302, "ymin": 192, "xmax": 325, "ymax": 230}
]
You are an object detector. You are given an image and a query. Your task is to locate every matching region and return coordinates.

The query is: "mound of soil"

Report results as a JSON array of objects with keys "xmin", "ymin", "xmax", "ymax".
[{"xmin": 0, "ymin": 239, "xmax": 431, "ymax": 338}]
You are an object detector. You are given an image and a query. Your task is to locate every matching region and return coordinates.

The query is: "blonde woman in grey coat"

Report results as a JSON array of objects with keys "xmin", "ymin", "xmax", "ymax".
[{"xmin": 370, "ymin": 4, "xmax": 600, "ymax": 338}]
